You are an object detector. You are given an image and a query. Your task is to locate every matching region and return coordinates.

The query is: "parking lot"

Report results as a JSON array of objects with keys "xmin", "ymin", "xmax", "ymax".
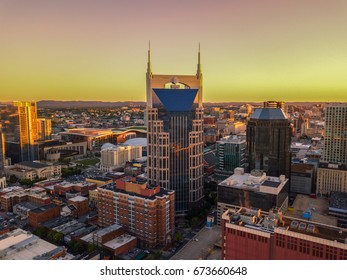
[{"xmin": 171, "ymin": 226, "xmax": 222, "ymax": 260}]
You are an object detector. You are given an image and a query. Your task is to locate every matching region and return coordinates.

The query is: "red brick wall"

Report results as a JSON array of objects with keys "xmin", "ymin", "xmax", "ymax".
[
  {"xmin": 222, "ymin": 225, "xmax": 271, "ymax": 260},
  {"xmin": 28, "ymin": 205, "xmax": 60, "ymax": 228}
]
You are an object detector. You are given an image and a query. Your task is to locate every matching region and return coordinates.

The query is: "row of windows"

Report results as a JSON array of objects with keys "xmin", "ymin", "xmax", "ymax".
[
  {"xmin": 275, "ymin": 235, "xmax": 347, "ymax": 259},
  {"xmin": 226, "ymin": 228, "xmax": 268, "ymax": 243}
]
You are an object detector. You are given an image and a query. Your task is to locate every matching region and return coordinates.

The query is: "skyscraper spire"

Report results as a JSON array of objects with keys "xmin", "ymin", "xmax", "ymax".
[
  {"xmin": 197, "ymin": 43, "xmax": 202, "ymax": 77},
  {"xmin": 147, "ymin": 40, "xmax": 152, "ymax": 75}
]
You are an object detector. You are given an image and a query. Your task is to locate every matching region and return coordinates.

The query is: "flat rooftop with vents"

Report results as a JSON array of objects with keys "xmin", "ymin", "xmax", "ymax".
[{"xmin": 223, "ymin": 208, "xmax": 347, "ymax": 245}]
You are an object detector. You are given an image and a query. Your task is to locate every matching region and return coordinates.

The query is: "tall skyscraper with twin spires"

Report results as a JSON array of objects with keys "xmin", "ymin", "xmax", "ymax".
[{"xmin": 146, "ymin": 44, "xmax": 204, "ymax": 216}]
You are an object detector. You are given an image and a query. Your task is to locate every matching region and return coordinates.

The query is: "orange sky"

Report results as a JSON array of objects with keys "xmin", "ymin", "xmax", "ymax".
[{"xmin": 0, "ymin": 0, "xmax": 347, "ymax": 102}]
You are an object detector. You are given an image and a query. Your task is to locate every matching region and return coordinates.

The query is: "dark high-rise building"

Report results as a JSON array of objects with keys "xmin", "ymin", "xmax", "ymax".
[
  {"xmin": 247, "ymin": 108, "xmax": 291, "ymax": 177},
  {"xmin": 146, "ymin": 44, "xmax": 204, "ymax": 216}
]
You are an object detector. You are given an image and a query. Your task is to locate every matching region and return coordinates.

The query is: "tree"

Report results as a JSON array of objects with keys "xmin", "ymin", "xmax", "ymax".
[
  {"xmin": 153, "ymin": 250, "xmax": 162, "ymax": 260},
  {"xmin": 73, "ymin": 240, "xmax": 87, "ymax": 255},
  {"xmin": 9, "ymin": 175, "xmax": 19, "ymax": 184},
  {"xmin": 67, "ymin": 240, "xmax": 87, "ymax": 255},
  {"xmin": 19, "ymin": 179, "xmax": 35, "ymax": 187},
  {"xmin": 33, "ymin": 226, "xmax": 49, "ymax": 239},
  {"xmin": 174, "ymin": 232, "xmax": 183, "ymax": 244},
  {"xmin": 47, "ymin": 230, "xmax": 56, "ymax": 243},
  {"xmin": 61, "ymin": 167, "xmax": 82, "ymax": 178},
  {"xmin": 88, "ymin": 243, "xmax": 98, "ymax": 253},
  {"xmin": 190, "ymin": 217, "xmax": 199, "ymax": 227},
  {"xmin": 53, "ymin": 232, "xmax": 64, "ymax": 245}
]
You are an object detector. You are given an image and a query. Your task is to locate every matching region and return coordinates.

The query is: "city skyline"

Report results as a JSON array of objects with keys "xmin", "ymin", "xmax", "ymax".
[{"xmin": 1, "ymin": 0, "xmax": 347, "ymax": 102}]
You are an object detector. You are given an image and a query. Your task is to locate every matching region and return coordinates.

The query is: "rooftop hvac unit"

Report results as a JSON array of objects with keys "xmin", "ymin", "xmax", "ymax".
[
  {"xmin": 290, "ymin": 220, "xmax": 299, "ymax": 229},
  {"xmin": 299, "ymin": 222, "xmax": 307, "ymax": 231},
  {"xmin": 306, "ymin": 224, "xmax": 316, "ymax": 233}
]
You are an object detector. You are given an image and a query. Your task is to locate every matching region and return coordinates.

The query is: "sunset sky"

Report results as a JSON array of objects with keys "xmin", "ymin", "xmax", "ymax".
[{"xmin": 0, "ymin": 0, "xmax": 347, "ymax": 102}]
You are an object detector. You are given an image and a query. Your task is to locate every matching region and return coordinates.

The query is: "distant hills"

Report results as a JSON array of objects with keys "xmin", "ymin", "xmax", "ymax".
[
  {"xmin": 37, "ymin": 100, "xmax": 147, "ymax": 108},
  {"xmin": 37, "ymin": 100, "xmax": 329, "ymax": 109}
]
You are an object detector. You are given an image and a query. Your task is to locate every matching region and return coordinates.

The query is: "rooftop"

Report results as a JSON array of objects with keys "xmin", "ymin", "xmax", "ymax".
[
  {"xmin": 104, "ymin": 233, "xmax": 137, "ymax": 251},
  {"xmin": 17, "ymin": 161, "xmax": 50, "ymax": 169},
  {"xmin": 62, "ymin": 128, "xmax": 115, "ymax": 137},
  {"xmin": 261, "ymin": 180, "xmax": 281, "ymax": 188},
  {"xmin": 219, "ymin": 168, "xmax": 287, "ymax": 195},
  {"xmin": 100, "ymin": 143, "xmax": 116, "ymax": 150},
  {"xmin": 14, "ymin": 201, "xmax": 41, "ymax": 211},
  {"xmin": 223, "ymin": 208, "xmax": 347, "ymax": 245},
  {"xmin": 287, "ymin": 194, "xmax": 337, "ymax": 226},
  {"xmin": 53, "ymin": 220, "xmax": 86, "ymax": 236},
  {"xmin": 87, "ymin": 176, "xmax": 112, "ymax": 182},
  {"xmin": 42, "ymin": 216, "xmax": 71, "ymax": 229},
  {"xmin": 96, "ymin": 224, "xmax": 122, "ymax": 238},
  {"xmin": 56, "ymin": 181, "xmax": 95, "ymax": 188},
  {"xmin": 30, "ymin": 203, "xmax": 58, "ymax": 214},
  {"xmin": 291, "ymin": 163, "xmax": 315, "ymax": 173},
  {"xmin": 329, "ymin": 192, "xmax": 347, "ymax": 212},
  {"xmin": 100, "ymin": 182, "xmax": 173, "ymax": 200},
  {"xmin": 250, "ymin": 108, "xmax": 287, "ymax": 120},
  {"xmin": 123, "ymin": 137, "xmax": 147, "ymax": 147},
  {"xmin": 217, "ymin": 135, "xmax": 246, "ymax": 144},
  {"xmin": 319, "ymin": 162, "xmax": 347, "ymax": 171},
  {"xmin": 0, "ymin": 229, "xmax": 62, "ymax": 260},
  {"xmin": 69, "ymin": 196, "xmax": 88, "ymax": 203}
]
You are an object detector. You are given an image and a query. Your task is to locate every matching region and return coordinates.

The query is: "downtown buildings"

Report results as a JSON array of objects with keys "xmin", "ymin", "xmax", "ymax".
[
  {"xmin": 1, "ymin": 101, "xmax": 52, "ymax": 163},
  {"xmin": 146, "ymin": 46, "xmax": 204, "ymax": 216}
]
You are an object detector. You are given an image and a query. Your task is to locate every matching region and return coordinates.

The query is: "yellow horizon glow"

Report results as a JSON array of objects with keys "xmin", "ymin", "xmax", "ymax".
[{"xmin": 1, "ymin": 0, "xmax": 347, "ymax": 102}]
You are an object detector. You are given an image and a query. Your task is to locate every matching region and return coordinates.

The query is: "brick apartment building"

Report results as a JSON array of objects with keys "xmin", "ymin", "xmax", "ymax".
[
  {"xmin": 81, "ymin": 224, "xmax": 137, "ymax": 256},
  {"xmin": 0, "ymin": 186, "xmax": 51, "ymax": 211},
  {"xmin": 28, "ymin": 203, "xmax": 61, "ymax": 228},
  {"xmin": 98, "ymin": 177, "xmax": 175, "ymax": 248},
  {"xmin": 68, "ymin": 196, "xmax": 89, "ymax": 218},
  {"xmin": 222, "ymin": 208, "xmax": 347, "ymax": 260},
  {"xmin": 54, "ymin": 181, "xmax": 96, "ymax": 197}
]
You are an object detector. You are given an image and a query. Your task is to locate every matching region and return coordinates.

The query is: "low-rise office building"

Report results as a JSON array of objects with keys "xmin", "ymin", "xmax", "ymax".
[
  {"xmin": 0, "ymin": 186, "xmax": 51, "ymax": 211},
  {"xmin": 217, "ymin": 168, "xmax": 289, "ymax": 225},
  {"xmin": 5, "ymin": 161, "xmax": 61, "ymax": 180},
  {"xmin": 28, "ymin": 203, "xmax": 61, "ymax": 228},
  {"xmin": 0, "ymin": 229, "xmax": 67, "ymax": 260},
  {"xmin": 100, "ymin": 144, "xmax": 142, "ymax": 172},
  {"xmin": 317, "ymin": 162, "xmax": 347, "ymax": 195},
  {"xmin": 290, "ymin": 163, "xmax": 315, "ymax": 194},
  {"xmin": 68, "ymin": 196, "xmax": 89, "ymax": 218},
  {"xmin": 329, "ymin": 192, "xmax": 347, "ymax": 228}
]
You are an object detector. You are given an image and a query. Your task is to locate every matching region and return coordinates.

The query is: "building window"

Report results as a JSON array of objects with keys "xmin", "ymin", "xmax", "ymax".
[
  {"xmin": 286, "ymin": 236, "xmax": 297, "ymax": 251},
  {"xmin": 275, "ymin": 235, "xmax": 285, "ymax": 248}
]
